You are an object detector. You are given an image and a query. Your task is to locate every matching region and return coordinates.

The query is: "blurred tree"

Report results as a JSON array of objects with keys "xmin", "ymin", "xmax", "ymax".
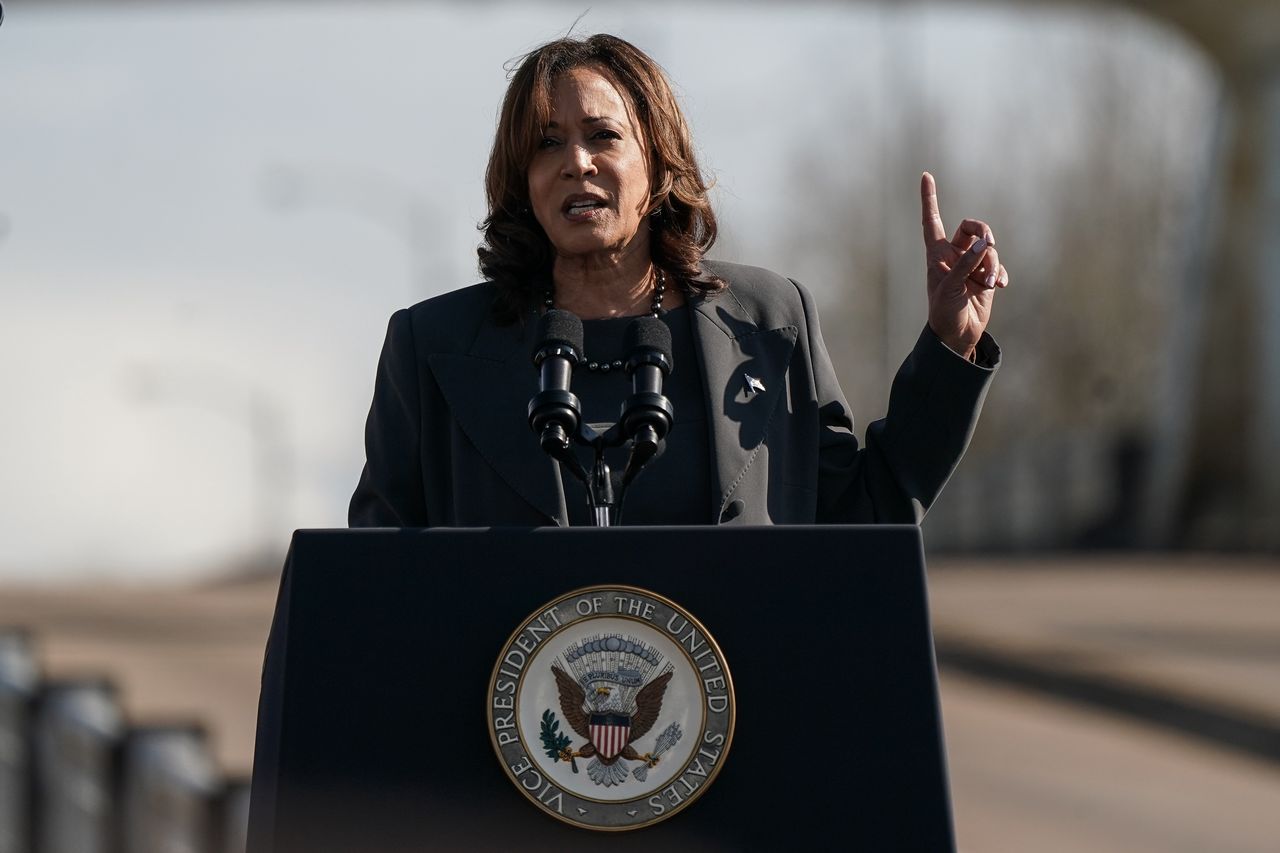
[{"xmin": 775, "ymin": 7, "xmax": 1216, "ymax": 550}]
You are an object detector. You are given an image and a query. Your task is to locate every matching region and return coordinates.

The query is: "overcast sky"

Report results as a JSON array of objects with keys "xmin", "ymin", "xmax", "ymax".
[{"xmin": 0, "ymin": 1, "xmax": 1214, "ymax": 580}]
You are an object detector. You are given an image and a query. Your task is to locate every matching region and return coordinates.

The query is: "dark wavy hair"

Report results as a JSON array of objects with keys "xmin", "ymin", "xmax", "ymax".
[{"xmin": 479, "ymin": 34, "xmax": 725, "ymax": 323}]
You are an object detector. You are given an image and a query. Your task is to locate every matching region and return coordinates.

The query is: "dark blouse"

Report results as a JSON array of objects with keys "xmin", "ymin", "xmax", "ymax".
[{"xmin": 565, "ymin": 305, "xmax": 710, "ymax": 525}]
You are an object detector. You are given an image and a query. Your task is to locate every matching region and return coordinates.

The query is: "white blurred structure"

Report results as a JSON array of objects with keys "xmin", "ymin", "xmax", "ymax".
[{"xmin": 1121, "ymin": 0, "xmax": 1280, "ymax": 549}]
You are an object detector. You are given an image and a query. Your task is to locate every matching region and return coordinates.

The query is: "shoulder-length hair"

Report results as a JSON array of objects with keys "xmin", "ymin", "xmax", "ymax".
[{"xmin": 479, "ymin": 34, "xmax": 725, "ymax": 323}]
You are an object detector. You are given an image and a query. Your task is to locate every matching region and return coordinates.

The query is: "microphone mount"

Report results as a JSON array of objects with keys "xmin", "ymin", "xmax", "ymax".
[{"xmin": 527, "ymin": 313, "xmax": 675, "ymax": 526}]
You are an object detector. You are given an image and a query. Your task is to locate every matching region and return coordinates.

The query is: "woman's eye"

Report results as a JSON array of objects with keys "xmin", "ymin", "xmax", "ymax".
[
  {"xmin": 538, "ymin": 137, "xmax": 561, "ymax": 149},
  {"xmin": 593, "ymin": 130, "xmax": 620, "ymax": 141}
]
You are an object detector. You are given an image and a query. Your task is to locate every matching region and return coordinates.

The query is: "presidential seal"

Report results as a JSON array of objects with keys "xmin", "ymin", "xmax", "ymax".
[{"xmin": 487, "ymin": 585, "xmax": 735, "ymax": 831}]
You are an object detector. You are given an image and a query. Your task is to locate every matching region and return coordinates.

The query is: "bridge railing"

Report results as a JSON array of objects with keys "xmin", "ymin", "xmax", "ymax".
[{"xmin": 0, "ymin": 630, "xmax": 38, "ymax": 853}]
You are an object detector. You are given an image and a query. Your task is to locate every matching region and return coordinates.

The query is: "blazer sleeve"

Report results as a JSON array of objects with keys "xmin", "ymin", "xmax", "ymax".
[
  {"xmin": 348, "ymin": 309, "xmax": 430, "ymax": 527},
  {"xmin": 802, "ymin": 281, "xmax": 1000, "ymax": 523}
]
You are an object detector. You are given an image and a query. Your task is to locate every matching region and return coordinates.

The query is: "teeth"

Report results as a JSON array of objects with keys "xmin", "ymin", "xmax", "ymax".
[{"xmin": 568, "ymin": 201, "xmax": 601, "ymax": 214}]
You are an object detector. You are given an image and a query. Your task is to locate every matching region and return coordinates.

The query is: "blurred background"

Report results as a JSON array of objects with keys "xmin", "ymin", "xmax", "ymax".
[{"xmin": 0, "ymin": 0, "xmax": 1277, "ymax": 851}]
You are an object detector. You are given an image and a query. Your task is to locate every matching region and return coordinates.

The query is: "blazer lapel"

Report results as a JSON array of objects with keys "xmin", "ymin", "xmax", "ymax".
[
  {"xmin": 689, "ymin": 289, "xmax": 798, "ymax": 520},
  {"xmin": 428, "ymin": 314, "xmax": 566, "ymax": 525}
]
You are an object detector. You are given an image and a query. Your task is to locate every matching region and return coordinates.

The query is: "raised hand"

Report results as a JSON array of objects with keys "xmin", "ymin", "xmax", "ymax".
[{"xmin": 919, "ymin": 172, "xmax": 1009, "ymax": 360}]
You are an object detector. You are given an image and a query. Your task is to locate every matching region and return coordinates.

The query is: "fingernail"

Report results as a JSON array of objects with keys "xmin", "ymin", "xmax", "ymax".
[
  {"xmin": 984, "ymin": 272, "xmax": 997, "ymax": 288},
  {"xmin": 971, "ymin": 237, "xmax": 987, "ymax": 254}
]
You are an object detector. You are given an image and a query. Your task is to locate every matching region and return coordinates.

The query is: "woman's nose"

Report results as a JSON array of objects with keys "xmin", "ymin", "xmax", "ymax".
[{"xmin": 561, "ymin": 143, "xmax": 597, "ymax": 179}]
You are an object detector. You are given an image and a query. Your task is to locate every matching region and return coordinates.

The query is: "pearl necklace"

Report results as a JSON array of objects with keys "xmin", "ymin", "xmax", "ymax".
[{"xmin": 542, "ymin": 269, "xmax": 667, "ymax": 373}]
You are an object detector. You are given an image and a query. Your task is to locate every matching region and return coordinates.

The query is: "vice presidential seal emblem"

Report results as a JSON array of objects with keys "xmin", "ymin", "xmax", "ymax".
[{"xmin": 487, "ymin": 585, "xmax": 735, "ymax": 831}]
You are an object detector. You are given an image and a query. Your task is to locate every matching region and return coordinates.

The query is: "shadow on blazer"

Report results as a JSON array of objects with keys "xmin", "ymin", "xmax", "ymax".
[{"xmin": 349, "ymin": 260, "xmax": 1000, "ymax": 528}]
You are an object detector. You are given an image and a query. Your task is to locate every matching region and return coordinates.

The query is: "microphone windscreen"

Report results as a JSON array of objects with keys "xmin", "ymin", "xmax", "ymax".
[
  {"xmin": 533, "ymin": 309, "xmax": 584, "ymax": 358},
  {"xmin": 624, "ymin": 317, "xmax": 673, "ymax": 371}
]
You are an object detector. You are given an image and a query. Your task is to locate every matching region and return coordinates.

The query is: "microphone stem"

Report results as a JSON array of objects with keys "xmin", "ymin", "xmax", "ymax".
[{"xmin": 589, "ymin": 457, "xmax": 615, "ymax": 527}]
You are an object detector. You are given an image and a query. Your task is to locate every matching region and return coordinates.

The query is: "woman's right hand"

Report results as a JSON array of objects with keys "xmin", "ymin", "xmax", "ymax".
[{"xmin": 919, "ymin": 172, "xmax": 1009, "ymax": 360}]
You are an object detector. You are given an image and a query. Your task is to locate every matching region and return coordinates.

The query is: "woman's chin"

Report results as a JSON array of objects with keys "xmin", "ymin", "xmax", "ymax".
[{"xmin": 550, "ymin": 234, "xmax": 632, "ymax": 260}]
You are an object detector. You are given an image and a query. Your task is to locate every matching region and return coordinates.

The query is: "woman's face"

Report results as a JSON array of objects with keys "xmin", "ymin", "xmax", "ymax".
[{"xmin": 527, "ymin": 66, "xmax": 652, "ymax": 263}]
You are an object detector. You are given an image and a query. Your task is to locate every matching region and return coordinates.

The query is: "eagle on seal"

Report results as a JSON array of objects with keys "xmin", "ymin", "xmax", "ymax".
[{"xmin": 551, "ymin": 664, "xmax": 673, "ymax": 787}]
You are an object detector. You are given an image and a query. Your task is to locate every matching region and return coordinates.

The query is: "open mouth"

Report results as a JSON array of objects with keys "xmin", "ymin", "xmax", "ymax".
[{"xmin": 563, "ymin": 195, "xmax": 608, "ymax": 218}]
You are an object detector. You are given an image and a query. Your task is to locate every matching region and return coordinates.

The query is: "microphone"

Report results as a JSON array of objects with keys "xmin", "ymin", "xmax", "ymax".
[
  {"xmin": 619, "ymin": 317, "xmax": 675, "ymax": 486},
  {"xmin": 527, "ymin": 310, "xmax": 584, "ymax": 457}
]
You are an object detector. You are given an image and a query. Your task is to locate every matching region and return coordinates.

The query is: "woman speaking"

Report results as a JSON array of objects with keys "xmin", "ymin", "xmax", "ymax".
[{"xmin": 349, "ymin": 33, "xmax": 1006, "ymax": 529}]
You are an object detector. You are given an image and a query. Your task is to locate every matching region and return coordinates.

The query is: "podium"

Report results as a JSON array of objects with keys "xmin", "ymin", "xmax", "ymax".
[{"xmin": 247, "ymin": 526, "xmax": 954, "ymax": 852}]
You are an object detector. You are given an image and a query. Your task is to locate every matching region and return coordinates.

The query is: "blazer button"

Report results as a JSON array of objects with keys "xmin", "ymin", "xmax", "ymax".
[{"xmin": 719, "ymin": 499, "xmax": 745, "ymax": 523}]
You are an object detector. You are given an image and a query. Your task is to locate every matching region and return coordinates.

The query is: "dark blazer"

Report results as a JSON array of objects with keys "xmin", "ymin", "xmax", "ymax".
[{"xmin": 349, "ymin": 260, "xmax": 999, "ymax": 527}]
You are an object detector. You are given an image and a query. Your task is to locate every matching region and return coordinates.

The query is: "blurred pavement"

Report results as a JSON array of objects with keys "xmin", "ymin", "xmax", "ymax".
[
  {"xmin": 930, "ymin": 555, "xmax": 1280, "ymax": 853},
  {"xmin": 1, "ymin": 554, "xmax": 1277, "ymax": 851},
  {"xmin": 931, "ymin": 556, "xmax": 1280, "ymax": 765}
]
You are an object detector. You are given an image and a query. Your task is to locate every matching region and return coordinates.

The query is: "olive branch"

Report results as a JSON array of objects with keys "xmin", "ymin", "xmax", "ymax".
[{"xmin": 540, "ymin": 709, "xmax": 572, "ymax": 762}]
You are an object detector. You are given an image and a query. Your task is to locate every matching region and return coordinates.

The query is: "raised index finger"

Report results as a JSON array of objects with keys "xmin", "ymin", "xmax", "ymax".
[{"xmin": 920, "ymin": 172, "xmax": 947, "ymax": 247}]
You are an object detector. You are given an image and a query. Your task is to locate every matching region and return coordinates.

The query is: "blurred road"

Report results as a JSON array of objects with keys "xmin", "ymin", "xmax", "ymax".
[
  {"xmin": 943, "ymin": 672, "xmax": 1278, "ymax": 853},
  {"xmin": 931, "ymin": 556, "xmax": 1280, "ymax": 746},
  {"xmin": 1, "ymin": 554, "xmax": 1277, "ymax": 851},
  {"xmin": 930, "ymin": 555, "xmax": 1280, "ymax": 852}
]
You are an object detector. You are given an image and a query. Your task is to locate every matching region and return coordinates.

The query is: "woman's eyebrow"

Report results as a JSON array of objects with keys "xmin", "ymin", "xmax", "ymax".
[{"xmin": 544, "ymin": 115, "xmax": 621, "ymax": 129}]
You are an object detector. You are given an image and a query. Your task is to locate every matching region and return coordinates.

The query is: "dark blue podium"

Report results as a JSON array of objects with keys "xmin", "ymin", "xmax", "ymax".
[{"xmin": 248, "ymin": 526, "xmax": 954, "ymax": 852}]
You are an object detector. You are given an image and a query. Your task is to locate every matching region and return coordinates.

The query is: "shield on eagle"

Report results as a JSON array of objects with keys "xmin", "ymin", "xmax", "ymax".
[{"xmin": 588, "ymin": 713, "xmax": 631, "ymax": 760}]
